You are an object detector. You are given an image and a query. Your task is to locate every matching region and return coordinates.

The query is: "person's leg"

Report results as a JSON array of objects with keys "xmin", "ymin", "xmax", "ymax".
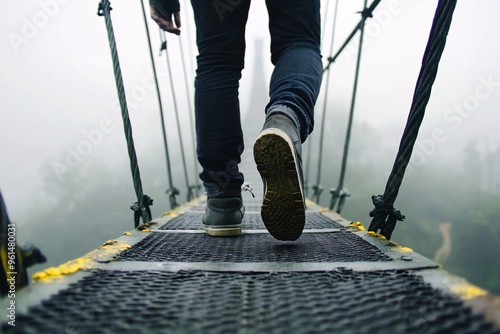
[
  {"xmin": 254, "ymin": 0, "xmax": 322, "ymax": 241},
  {"xmin": 265, "ymin": 0, "xmax": 322, "ymax": 142},
  {"xmin": 191, "ymin": 0, "xmax": 251, "ymax": 236},
  {"xmin": 191, "ymin": 0, "xmax": 251, "ymax": 199}
]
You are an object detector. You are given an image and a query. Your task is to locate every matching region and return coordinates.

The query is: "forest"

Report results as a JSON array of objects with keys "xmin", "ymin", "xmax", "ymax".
[{"xmin": 13, "ymin": 112, "xmax": 500, "ymax": 297}]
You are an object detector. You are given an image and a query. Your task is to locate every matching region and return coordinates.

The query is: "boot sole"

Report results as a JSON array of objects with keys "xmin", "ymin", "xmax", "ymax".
[
  {"xmin": 254, "ymin": 130, "xmax": 305, "ymax": 241},
  {"xmin": 203, "ymin": 225, "xmax": 242, "ymax": 237}
]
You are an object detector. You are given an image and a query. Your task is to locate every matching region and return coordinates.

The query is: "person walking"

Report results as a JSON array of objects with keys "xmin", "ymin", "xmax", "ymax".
[{"xmin": 150, "ymin": 0, "xmax": 323, "ymax": 240}]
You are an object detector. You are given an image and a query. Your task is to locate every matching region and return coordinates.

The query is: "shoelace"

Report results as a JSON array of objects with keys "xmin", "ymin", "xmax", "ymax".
[{"xmin": 241, "ymin": 182, "xmax": 255, "ymax": 198}]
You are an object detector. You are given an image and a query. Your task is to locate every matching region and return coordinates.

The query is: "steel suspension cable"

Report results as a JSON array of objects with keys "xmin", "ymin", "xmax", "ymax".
[
  {"xmin": 139, "ymin": 0, "xmax": 178, "ymax": 210},
  {"xmin": 329, "ymin": 0, "xmax": 368, "ymax": 213},
  {"xmin": 0, "ymin": 191, "xmax": 46, "ymax": 296},
  {"xmin": 0, "ymin": 191, "xmax": 28, "ymax": 294},
  {"xmin": 324, "ymin": 0, "xmax": 382, "ymax": 72},
  {"xmin": 160, "ymin": 30, "xmax": 193, "ymax": 202},
  {"xmin": 98, "ymin": 0, "xmax": 153, "ymax": 227},
  {"xmin": 368, "ymin": 0, "xmax": 458, "ymax": 239},
  {"xmin": 308, "ymin": 0, "xmax": 381, "ymax": 200},
  {"xmin": 310, "ymin": 0, "xmax": 340, "ymax": 204}
]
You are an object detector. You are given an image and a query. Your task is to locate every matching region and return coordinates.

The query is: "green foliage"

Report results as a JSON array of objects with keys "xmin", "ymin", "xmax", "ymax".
[
  {"xmin": 310, "ymin": 120, "xmax": 500, "ymax": 295},
  {"xmin": 443, "ymin": 192, "xmax": 500, "ymax": 294}
]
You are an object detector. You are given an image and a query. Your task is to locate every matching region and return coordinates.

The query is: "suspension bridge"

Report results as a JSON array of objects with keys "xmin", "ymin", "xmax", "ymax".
[{"xmin": 1, "ymin": 0, "xmax": 500, "ymax": 332}]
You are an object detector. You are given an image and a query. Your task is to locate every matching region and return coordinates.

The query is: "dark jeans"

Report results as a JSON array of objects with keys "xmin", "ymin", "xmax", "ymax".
[{"xmin": 191, "ymin": 0, "xmax": 323, "ymax": 198}]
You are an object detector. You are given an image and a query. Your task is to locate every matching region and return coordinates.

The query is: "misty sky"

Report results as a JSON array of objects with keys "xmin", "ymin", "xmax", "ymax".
[{"xmin": 1, "ymin": 0, "xmax": 500, "ymax": 231}]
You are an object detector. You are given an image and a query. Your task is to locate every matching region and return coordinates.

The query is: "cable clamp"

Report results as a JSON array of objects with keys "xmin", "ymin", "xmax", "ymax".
[{"xmin": 97, "ymin": 0, "xmax": 111, "ymax": 17}]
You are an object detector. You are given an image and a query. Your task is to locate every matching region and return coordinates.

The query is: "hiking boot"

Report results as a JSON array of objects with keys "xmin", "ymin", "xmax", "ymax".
[
  {"xmin": 203, "ymin": 196, "xmax": 244, "ymax": 237},
  {"xmin": 253, "ymin": 114, "xmax": 305, "ymax": 241}
]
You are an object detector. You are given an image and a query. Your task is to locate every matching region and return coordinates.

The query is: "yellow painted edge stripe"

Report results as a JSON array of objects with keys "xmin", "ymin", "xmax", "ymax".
[
  {"xmin": 31, "ymin": 197, "xmax": 206, "ymax": 283},
  {"xmin": 347, "ymin": 221, "xmax": 366, "ymax": 232},
  {"xmin": 451, "ymin": 281, "xmax": 489, "ymax": 300},
  {"xmin": 32, "ymin": 240, "xmax": 131, "ymax": 282},
  {"xmin": 161, "ymin": 196, "xmax": 205, "ymax": 218},
  {"xmin": 363, "ymin": 231, "xmax": 414, "ymax": 252},
  {"xmin": 365, "ymin": 231, "xmax": 388, "ymax": 240},
  {"xmin": 393, "ymin": 246, "xmax": 414, "ymax": 253}
]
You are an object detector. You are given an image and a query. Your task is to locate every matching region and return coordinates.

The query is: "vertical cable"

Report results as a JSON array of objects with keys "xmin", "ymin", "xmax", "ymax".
[
  {"xmin": 369, "ymin": 0, "xmax": 458, "ymax": 239},
  {"xmin": 311, "ymin": 0, "xmax": 340, "ymax": 204},
  {"xmin": 178, "ymin": 35, "xmax": 201, "ymax": 197},
  {"xmin": 139, "ymin": 0, "xmax": 178, "ymax": 209},
  {"xmin": 98, "ymin": 0, "xmax": 153, "ymax": 226},
  {"xmin": 330, "ymin": 0, "xmax": 368, "ymax": 212},
  {"xmin": 160, "ymin": 30, "xmax": 193, "ymax": 202}
]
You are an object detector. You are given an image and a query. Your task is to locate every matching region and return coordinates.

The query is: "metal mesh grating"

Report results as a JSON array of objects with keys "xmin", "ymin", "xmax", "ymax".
[
  {"xmin": 305, "ymin": 212, "xmax": 343, "ymax": 229},
  {"xmin": 159, "ymin": 212, "xmax": 204, "ymax": 229},
  {"xmin": 114, "ymin": 232, "xmax": 391, "ymax": 262},
  {"xmin": 4, "ymin": 270, "xmax": 498, "ymax": 334},
  {"xmin": 159, "ymin": 212, "xmax": 343, "ymax": 230}
]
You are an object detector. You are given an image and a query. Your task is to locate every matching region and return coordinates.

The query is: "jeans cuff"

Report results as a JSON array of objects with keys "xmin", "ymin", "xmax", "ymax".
[
  {"xmin": 266, "ymin": 104, "xmax": 304, "ymax": 140},
  {"xmin": 203, "ymin": 182, "xmax": 242, "ymax": 198}
]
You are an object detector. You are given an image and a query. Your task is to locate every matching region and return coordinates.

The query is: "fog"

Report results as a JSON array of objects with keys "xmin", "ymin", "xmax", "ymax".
[{"xmin": 1, "ymin": 1, "xmax": 499, "ymax": 293}]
